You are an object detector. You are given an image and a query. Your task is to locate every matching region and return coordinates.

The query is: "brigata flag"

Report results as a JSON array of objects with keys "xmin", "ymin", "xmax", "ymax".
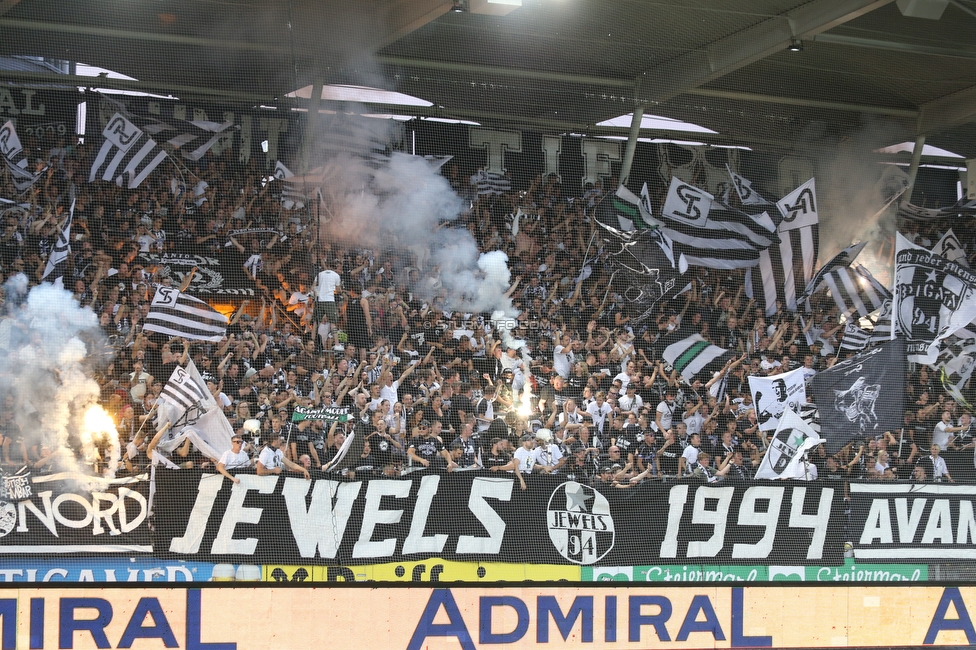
[
  {"xmin": 810, "ymin": 338, "xmax": 906, "ymax": 455},
  {"xmin": 748, "ymin": 366, "xmax": 806, "ymax": 433},
  {"xmin": 143, "ymin": 286, "xmax": 228, "ymax": 342},
  {"xmin": 292, "ymin": 405, "xmax": 349, "ymax": 423},
  {"xmin": 893, "ymin": 232, "xmax": 976, "ymax": 363},
  {"xmin": 755, "ymin": 408, "xmax": 822, "ymax": 479},
  {"xmin": 662, "ymin": 334, "xmax": 732, "ymax": 381}
]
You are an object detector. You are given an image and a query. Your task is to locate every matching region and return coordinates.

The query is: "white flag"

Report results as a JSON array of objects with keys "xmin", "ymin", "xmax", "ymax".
[
  {"xmin": 748, "ymin": 367, "xmax": 807, "ymax": 433},
  {"xmin": 661, "ymin": 176, "xmax": 713, "ymax": 227},
  {"xmin": 755, "ymin": 408, "xmax": 822, "ymax": 480},
  {"xmin": 776, "ymin": 178, "xmax": 819, "ymax": 231},
  {"xmin": 933, "ymin": 229, "xmax": 969, "ymax": 267}
]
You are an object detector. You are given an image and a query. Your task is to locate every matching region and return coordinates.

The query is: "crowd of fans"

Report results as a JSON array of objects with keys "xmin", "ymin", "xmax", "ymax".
[{"xmin": 1, "ymin": 130, "xmax": 975, "ymax": 492}]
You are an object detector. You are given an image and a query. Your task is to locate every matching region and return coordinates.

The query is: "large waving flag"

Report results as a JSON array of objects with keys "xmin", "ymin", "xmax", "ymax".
[
  {"xmin": 90, "ymin": 112, "xmax": 168, "ymax": 188},
  {"xmin": 593, "ymin": 187, "xmax": 687, "ymax": 324},
  {"xmin": 798, "ymin": 241, "xmax": 868, "ymax": 303},
  {"xmin": 810, "ymin": 338, "xmax": 906, "ymax": 455},
  {"xmin": 744, "ymin": 175, "xmax": 819, "ymax": 315},
  {"xmin": 651, "ymin": 179, "xmax": 776, "ymax": 269},
  {"xmin": 893, "ymin": 233, "xmax": 976, "ymax": 363},
  {"xmin": 821, "ymin": 264, "xmax": 890, "ymax": 321},
  {"xmin": 143, "ymin": 286, "xmax": 228, "ymax": 342}
]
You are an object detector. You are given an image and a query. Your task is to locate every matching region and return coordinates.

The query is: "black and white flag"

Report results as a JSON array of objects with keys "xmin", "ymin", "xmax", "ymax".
[
  {"xmin": 822, "ymin": 264, "xmax": 890, "ymax": 320},
  {"xmin": 96, "ymin": 93, "xmax": 235, "ymax": 163},
  {"xmin": 592, "ymin": 187, "xmax": 687, "ymax": 324},
  {"xmin": 734, "ymin": 170, "xmax": 818, "ymax": 314},
  {"xmin": 896, "ymin": 198, "xmax": 976, "ymax": 223},
  {"xmin": 273, "ymin": 161, "xmax": 309, "ymax": 210},
  {"xmin": 0, "ymin": 120, "xmax": 43, "ymax": 192},
  {"xmin": 662, "ymin": 334, "xmax": 732, "ymax": 381},
  {"xmin": 869, "ymin": 299, "xmax": 893, "ymax": 344},
  {"xmin": 727, "ymin": 164, "xmax": 773, "ymax": 207},
  {"xmin": 838, "ymin": 320, "xmax": 872, "ymax": 354},
  {"xmin": 810, "ymin": 338, "xmax": 906, "ymax": 455},
  {"xmin": 754, "ymin": 408, "xmax": 823, "ymax": 480},
  {"xmin": 655, "ymin": 179, "xmax": 774, "ymax": 269},
  {"xmin": 799, "ymin": 241, "xmax": 868, "ymax": 302},
  {"xmin": 41, "ymin": 199, "xmax": 74, "ymax": 288},
  {"xmin": 933, "ymin": 228, "xmax": 969, "ymax": 267},
  {"xmin": 936, "ymin": 335, "xmax": 976, "ymax": 408},
  {"xmin": 776, "ymin": 178, "xmax": 819, "ymax": 230},
  {"xmin": 893, "ymin": 233, "xmax": 976, "ymax": 363},
  {"xmin": 747, "ymin": 227, "xmax": 819, "ymax": 315},
  {"xmin": 158, "ymin": 363, "xmax": 210, "ymax": 416},
  {"xmin": 143, "ymin": 286, "xmax": 228, "ymax": 342},
  {"xmin": 749, "ymin": 366, "xmax": 807, "ymax": 433},
  {"xmin": 89, "ymin": 113, "xmax": 168, "ymax": 189},
  {"xmin": 661, "ymin": 176, "xmax": 713, "ymax": 227},
  {"xmin": 471, "ymin": 169, "xmax": 512, "ymax": 196}
]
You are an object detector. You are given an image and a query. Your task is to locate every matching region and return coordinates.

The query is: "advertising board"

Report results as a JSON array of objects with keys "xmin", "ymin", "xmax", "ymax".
[{"xmin": 3, "ymin": 585, "xmax": 976, "ymax": 648}]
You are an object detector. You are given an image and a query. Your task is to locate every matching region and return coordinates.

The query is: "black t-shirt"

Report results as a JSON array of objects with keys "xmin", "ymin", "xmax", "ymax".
[
  {"xmin": 450, "ymin": 436, "xmax": 479, "ymax": 467},
  {"xmin": 409, "ymin": 434, "xmax": 445, "ymax": 464},
  {"xmin": 658, "ymin": 442, "xmax": 681, "ymax": 475},
  {"xmin": 613, "ymin": 426, "xmax": 640, "ymax": 457},
  {"xmin": 483, "ymin": 452, "xmax": 512, "ymax": 470},
  {"xmin": 368, "ymin": 431, "xmax": 396, "ymax": 468}
]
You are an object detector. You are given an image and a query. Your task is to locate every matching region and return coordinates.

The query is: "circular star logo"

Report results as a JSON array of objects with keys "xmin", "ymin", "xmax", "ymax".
[{"xmin": 546, "ymin": 481, "xmax": 615, "ymax": 565}]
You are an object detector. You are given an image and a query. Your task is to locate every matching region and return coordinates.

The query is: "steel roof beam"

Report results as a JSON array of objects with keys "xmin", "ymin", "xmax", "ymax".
[
  {"xmin": 919, "ymin": 84, "xmax": 976, "ymax": 134},
  {"xmin": 636, "ymin": 0, "xmax": 895, "ymax": 104}
]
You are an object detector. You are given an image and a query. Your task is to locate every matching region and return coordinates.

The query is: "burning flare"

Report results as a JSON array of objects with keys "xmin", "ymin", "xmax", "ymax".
[{"xmin": 80, "ymin": 405, "xmax": 120, "ymax": 478}]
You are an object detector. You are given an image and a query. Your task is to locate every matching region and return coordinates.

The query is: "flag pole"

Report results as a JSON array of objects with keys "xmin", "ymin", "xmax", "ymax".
[
  {"xmin": 179, "ymin": 267, "xmax": 198, "ymax": 292},
  {"xmin": 133, "ymin": 403, "xmax": 158, "ymax": 439}
]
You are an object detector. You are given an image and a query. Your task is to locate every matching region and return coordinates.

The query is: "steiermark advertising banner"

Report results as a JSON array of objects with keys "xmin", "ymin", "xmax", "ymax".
[{"xmin": 582, "ymin": 560, "xmax": 927, "ymax": 582}]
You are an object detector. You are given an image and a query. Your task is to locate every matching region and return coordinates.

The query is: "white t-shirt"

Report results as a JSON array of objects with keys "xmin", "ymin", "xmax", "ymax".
[
  {"xmin": 258, "ymin": 446, "xmax": 284, "ymax": 470},
  {"xmin": 656, "ymin": 399, "xmax": 677, "ymax": 432},
  {"xmin": 315, "ymin": 269, "xmax": 341, "ymax": 302},
  {"xmin": 618, "ymin": 393, "xmax": 643, "ymax": 413},
  {"xmin": 553, "ymin": 345, "xmax": 573, "ymax": 378},
  {"xmin": 683, "ymin": 411, "xmax": 704, "ymax": 436},
  {"xmin": 380, "ymin": 380, "xmax": 400, "ymax": 405},
  {"xmin": 586, "ymin": 401, "xmax": 613, "ymax": 434},
  {"xmin": 933, "ymin": 421, "xmax": 952, "ymax": 450},
  {"xmin": 681, "ymin": 445, "xmax": 699, "ymax": 473},
  {"xmin": 514, "ymin": 447, "xmax": 536, "ymax": 474},
  {"xmin": 219, "ymin": 448, "xmax": 251, "ymax": 470},
  {"xmin": 931, "ymin": 455, "xmax": 950, "ymax": 480},
  {"xmin": 533, "ymin": 444, "xmax": 564, "ymax": 472}
]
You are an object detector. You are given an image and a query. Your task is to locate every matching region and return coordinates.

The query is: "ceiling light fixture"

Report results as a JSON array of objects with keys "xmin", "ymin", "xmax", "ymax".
[{"xmin": 788, "ymin": 39, "xmax": 804, "ymax": 52}]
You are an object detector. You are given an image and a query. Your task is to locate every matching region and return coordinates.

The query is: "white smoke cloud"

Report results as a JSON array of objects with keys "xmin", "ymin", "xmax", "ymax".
[
  {"xmin": 0, "ymin": 283, "xmax": 118, "ymax": 478},
  {"xmin": 314, "ymin": 143, "xmax": 520, "ymax": 318}
]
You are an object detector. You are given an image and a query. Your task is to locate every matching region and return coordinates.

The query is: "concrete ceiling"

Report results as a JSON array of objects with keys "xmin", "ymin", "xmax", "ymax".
[{"xmin": 1, "ymin": 0, "xmax": 975, "ymax": 157}]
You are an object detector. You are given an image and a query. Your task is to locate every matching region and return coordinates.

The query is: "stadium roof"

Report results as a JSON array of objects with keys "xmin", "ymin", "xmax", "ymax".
[{"xmin": 1, "ymin": 0, "xmax": 975, "ymax": 158}]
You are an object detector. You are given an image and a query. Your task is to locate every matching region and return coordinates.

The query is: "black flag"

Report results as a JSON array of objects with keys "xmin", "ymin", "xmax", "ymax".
[
  {"xmin": 810, "ymin": 338, "xmax": 906, "ymax": 455},
  {"xmin": 593, "ymin": 187, "xmax": 688, "ymax": 324}
]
